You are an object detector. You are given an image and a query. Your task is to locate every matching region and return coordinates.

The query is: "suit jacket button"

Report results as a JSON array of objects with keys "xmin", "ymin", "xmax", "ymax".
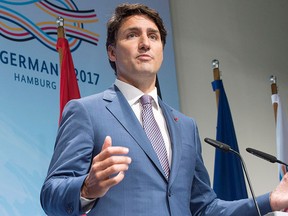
[{"xmin": 66, "ymin": 205, "xmax": 74, "ymax": 214}]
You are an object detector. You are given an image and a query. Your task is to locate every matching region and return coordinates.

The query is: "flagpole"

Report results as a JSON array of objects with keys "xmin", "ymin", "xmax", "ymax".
[
  {"xmin": 212, "ymin": 59, "xmax": 221, "ymax": 108},
  {"xmin": 56, "ymin": 16, "xmax": 81, "ymax": 124},
  {"xmin": 56, "ymin": 17, "xmax": 65, "ymax": 66},
  {"xmin": 270, "ymin": 75, "xmax": 278, "ymax": 123}
]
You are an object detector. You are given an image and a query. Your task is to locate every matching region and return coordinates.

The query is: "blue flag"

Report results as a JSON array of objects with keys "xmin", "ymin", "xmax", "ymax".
[{"xmin": 212, "ymin": 80, "xmax": 248, "ymax": 201}]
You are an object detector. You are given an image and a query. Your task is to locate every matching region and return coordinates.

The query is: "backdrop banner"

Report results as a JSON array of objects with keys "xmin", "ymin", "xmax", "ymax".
[{"xmin": 0, "ymin": 0, "xmax": 179, "ymax": 215}]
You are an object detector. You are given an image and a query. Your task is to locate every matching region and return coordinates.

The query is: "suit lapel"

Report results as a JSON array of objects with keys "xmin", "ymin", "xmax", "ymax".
[
  {"xmin": 159, "ymin": 99, "xmax": 182, "ymax": 185},
  {"xmin": 103, "ymin": 86, "xmax": 165, "ymax": 179}
]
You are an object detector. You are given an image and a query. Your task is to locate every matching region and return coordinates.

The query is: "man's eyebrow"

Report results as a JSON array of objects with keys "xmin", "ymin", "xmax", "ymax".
[
  {"xmin": 147, "ymin": 28, "xmax": 160, "ymax": 34},
  {"xmin": 123, "ymin": 27, "xmax": 160, "ymax": 34},
  {"xmin": 124, "ymin": 27, "xmax": 140, "ymax": 32}
]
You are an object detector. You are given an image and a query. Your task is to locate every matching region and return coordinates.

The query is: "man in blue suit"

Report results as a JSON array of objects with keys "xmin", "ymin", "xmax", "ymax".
[{"xmin": 40, "ymin": 3, "xmax": 288, "ymax": 216}]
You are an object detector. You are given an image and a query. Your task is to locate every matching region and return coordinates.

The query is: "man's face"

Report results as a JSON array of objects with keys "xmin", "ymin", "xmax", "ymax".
[{"xmin": 108, "ymin": 15, "xmax": 163, "ymax": 87}]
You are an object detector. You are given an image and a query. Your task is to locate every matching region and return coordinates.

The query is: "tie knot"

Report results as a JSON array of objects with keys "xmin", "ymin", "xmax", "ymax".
[{"xmin": 140, "ymin": 95, "xmax": 152, "ymax": 105}]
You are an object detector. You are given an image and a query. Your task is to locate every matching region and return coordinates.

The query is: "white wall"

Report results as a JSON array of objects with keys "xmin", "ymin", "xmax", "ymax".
[{"xmin": 169, "ymin": 0, "xmax": 288, "ymax": 196}]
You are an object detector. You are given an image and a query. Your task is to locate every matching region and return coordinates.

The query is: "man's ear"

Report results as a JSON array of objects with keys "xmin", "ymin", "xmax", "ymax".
[{"xmin": 107, "ymin": 45, "xmax": 116, "ymax": 62}]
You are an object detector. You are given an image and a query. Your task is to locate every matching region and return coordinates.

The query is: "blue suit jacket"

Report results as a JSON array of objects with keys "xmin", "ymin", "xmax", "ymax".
[{"xmin": 40, "ymin": 85, "xmax": 272, "ymax": 216}]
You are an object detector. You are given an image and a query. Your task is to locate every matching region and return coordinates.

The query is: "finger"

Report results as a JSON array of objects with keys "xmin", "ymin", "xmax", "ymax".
[
  {"xmin": 103, "ymin": 162, "xmax": 130, "ymax": 178},
  {"xmin": 100, "ymin": 171, "xmax": 126, "ymax": 189},
  {"xmin": 102, "ymin": 136, "xmax": 112, "ymax": 150},
  {"xmin": 92, "ymin": 155, "xmax": 132, "ymax": 175},
  {"xmin": 96, "ymin": 145, "xmax": 130, "ymax": 163}
]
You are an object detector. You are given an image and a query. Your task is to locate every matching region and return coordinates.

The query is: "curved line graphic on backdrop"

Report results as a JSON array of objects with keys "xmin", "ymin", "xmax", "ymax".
[{"xmin": 0, "ymin": 0, "xmax": 99, "ymax": 52}]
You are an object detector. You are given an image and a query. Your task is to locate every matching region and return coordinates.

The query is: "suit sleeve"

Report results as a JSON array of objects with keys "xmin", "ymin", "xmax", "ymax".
[
  {"xmin": 40, "ymin": 99, "xmax": 95, "ymax": 216},
  {"xmin": 189, "ymin": 120, "xmax": 273, "ymax": 216}
]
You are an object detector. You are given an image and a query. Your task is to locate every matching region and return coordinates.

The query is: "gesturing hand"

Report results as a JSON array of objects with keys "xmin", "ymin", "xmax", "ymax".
[
  {"xmin": 81, "ymin": 136, "xmax": 132, "ymax": 199},
  {"xmin": 270, "ymin": 172, "xmax": 288, "ymax": 211}
]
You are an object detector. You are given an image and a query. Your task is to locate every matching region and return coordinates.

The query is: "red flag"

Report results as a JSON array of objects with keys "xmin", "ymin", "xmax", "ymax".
[{"xmin": 56, "ymin": 38, "xmax": 81, "ymax": 124}]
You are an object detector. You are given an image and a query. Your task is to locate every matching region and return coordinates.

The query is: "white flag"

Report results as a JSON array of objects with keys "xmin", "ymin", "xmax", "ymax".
[{"xmin": 272, "ymin": 94, "xmax": 288, "ymax": 180}]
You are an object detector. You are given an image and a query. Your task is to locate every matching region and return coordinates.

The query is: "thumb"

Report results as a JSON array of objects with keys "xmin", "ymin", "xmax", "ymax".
[{"xmin": 102, "ymin": 136, "xmax": 112, "ymax": 150}]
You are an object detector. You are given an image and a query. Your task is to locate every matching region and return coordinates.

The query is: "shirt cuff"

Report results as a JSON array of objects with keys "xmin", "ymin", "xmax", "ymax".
[{"xmin": 80, "ymin": 195, "xmax": 96, "ymax": 213}]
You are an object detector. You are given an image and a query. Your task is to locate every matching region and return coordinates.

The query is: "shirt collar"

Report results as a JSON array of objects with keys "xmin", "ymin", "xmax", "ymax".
[{"xmin": 114, "ymin": 79, "xmax": 160, "ymax": 109}]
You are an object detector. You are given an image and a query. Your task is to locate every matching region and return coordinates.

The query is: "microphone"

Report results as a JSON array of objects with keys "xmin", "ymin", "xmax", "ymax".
[
  {"xmin": 203, "ymin": 137, "xmax": 231, "ymax": 152},
  {"xmin": 246, "ymin": 147, "xmax": 288, "ymax": 167},
  {"xmin": 204, "ymin": 138, "xmax": 261, "ymax": 216}
]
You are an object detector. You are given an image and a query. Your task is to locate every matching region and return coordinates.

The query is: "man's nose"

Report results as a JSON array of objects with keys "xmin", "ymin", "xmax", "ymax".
[{"xmin": 138, "ymin": 35, "xmax": 150, "ymax": 51}]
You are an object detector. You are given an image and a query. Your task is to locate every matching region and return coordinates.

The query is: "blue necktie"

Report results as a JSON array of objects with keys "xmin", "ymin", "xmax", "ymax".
[{"xmin": 140, "ymin": 95, "xmax": 170, "ymax": 179}]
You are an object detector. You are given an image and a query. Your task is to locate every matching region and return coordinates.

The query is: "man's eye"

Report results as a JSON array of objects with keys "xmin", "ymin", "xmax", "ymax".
[
  {"xmin": 149, "ymin": 34, "xmax": 158, "ymax": 40},
  {"xmin": 127, "ymin": 33, "xmax": 137, "ymax": 39}
]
